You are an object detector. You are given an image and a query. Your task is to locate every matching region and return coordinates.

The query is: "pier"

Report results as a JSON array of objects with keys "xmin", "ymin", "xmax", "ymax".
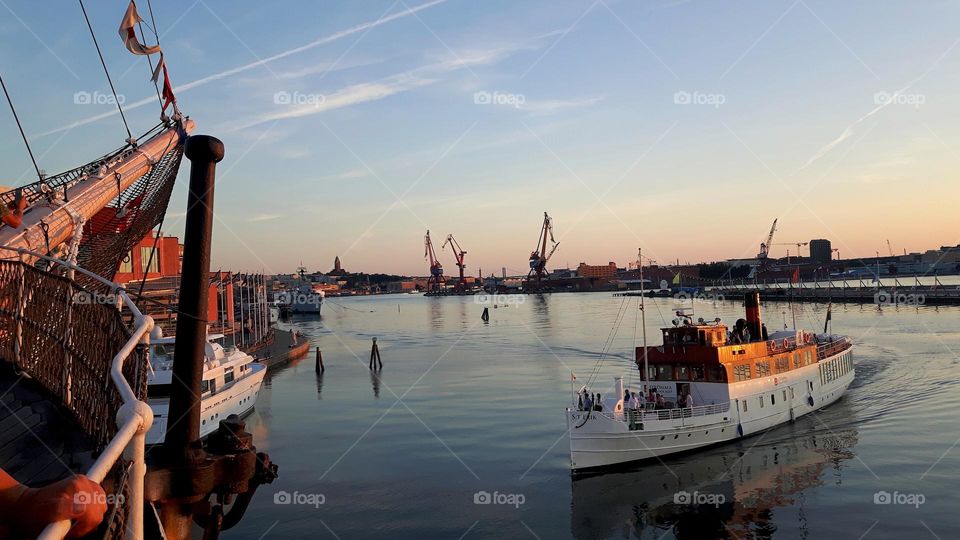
[{"xmin": 707, "ymin": 278, "xmax": 960, "ymax": 306}]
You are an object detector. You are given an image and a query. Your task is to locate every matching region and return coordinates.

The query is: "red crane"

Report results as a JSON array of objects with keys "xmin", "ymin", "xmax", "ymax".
[
  {"xmin": 528, "ymin": 211, "xmax": 559, "ymax": 288},
  {"xmin": 442, "ymin": 234, "xmax": 467, "ymax": 291},
  {"xmin": 424, "ymin": 230, "xmax": 445, "ymax": 292}
]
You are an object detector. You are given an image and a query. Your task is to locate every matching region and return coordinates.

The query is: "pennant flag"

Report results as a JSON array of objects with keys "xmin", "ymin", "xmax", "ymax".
[
  {"xmin": 150, "ymin": 54, "xmax": 177, "ymax": 113},
  {"xmin": 672, "ymin": 272, "xmax": 681, "ymax": 285},
  {"xmin": 119, "ymin": 1, "xmax": 161, "ymax": 55},
  {"xmin": 823, "ymin": 302, "xmax": 832, "ymax": 334},
  {"xmin": 791, "ymin": 267, "xmax": 800, "ymax": 284}
]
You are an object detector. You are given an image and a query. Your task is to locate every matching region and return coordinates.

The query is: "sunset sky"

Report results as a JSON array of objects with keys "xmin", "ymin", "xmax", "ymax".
[{"xmin": 2, "ymin": 0, "xmax": 959, "ymax": 275}]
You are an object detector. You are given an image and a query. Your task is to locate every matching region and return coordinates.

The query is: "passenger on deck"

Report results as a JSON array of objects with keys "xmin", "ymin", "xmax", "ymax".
[
  {"xmin": 655, "ymin": 393, "xmax": 665, "ymax": 409},
  {"xmin": 628, "ymin": 392, "xmax": 640, "ymax": 410},
  {"xmin": 685, "ymin": 392, "xmax": 695, "ymax": 408},
  {"xmin": 582, "ymin": 392, "xmax": 593, "ymax": 412},
  {"xmin": 0, "ymin": 468, "xmax": 106, "ymax": 538},
  {"xmin": 677, "ymin": 393, "xmax": 687, "ymax": 408},
  {"xmin": 593, "ymin": 393, "xmax": 603, "ymax": 412}
]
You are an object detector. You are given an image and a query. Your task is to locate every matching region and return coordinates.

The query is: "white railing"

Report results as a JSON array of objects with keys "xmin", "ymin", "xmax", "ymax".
[
  {"xmin": 817, "ymin": 336, "xmax": 852, "ymax": 360},
  {"xmin": 611, "ymin": 401, "xmax": 731, "ymax": 426},
  {"xmin": 0, "ymin": 247, "xmax": 156, "ymax": 540}
]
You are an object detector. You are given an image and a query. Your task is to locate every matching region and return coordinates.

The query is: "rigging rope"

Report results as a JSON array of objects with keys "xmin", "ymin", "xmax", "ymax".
[
  {"xmin": 135, "ymin": 0, "xmax": 163, "ymax": 107},
  {"xmin": 0, "ymin": 72, "xmax": 43, "ymax": 182},
  {"xmin": 78, "ymin": 0, "xmax": 134, "ymax": 142}
]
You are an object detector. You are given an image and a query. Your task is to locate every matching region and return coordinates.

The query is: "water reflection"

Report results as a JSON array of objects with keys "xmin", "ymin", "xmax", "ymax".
[
  {"xmin": 571, "ymin": 413, "xmax": 859, "ymax": 539},
  {"xmin": 369, "ymin": 369, "xmax": 382, "ymax": 399},
  {"xmin": 429, "ymin": 297, "xmax": 443, "ymax": 330},
  {"xmin": 316, "ymin": 371, "xmax": 324, "ymax": 400}
]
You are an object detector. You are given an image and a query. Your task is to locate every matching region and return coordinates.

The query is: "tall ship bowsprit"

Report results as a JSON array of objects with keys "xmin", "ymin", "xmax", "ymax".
[
  {"xmin": 567, "ymin": 290, "xmax": 855, "ymax": 472},
  {"xmin": 0, "ymin": 2, "xmax": 276, "ymax": 538}
]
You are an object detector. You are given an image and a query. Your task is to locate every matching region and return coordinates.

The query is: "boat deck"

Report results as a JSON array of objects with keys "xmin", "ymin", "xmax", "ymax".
[{"xmin": 0, "ymin": 361, "xmax": 95, "ymax": 486}]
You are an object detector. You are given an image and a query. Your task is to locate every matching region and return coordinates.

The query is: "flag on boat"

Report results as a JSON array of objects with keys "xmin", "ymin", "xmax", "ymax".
[
  {"xmin": 119, "ymin": 1, "xmax": 161, "ymax": 55},
  {"xmin": 150, "ymin": 54, "xmax": 177, "ymax": 113},
  {"xmin": 672, "ymin": 272, "xmax": 681, "ymax": 285},
  {"xmin": 791, "ymin": 267, "xmax": 800, "ymax": 283},
  {"xmin": 823, "ymin": 302, "xmax": 832, "ymax": 333}
]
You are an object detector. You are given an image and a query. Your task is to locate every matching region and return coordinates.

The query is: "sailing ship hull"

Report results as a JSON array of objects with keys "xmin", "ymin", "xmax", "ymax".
[{"xmin": 568, "ymin": 347, "xmax": 854, "ymax": 471}]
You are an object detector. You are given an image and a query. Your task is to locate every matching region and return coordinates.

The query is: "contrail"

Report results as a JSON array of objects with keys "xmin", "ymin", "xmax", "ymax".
[{"xmin": 32, "ymin": 0, "xmax": 447, "ymax": 138}]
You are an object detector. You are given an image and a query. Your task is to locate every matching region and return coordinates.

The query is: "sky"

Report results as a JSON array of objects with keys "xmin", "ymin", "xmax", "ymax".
[{"xmin": 1, "ymin": 0, "xmax": 959, "ymax": 276}]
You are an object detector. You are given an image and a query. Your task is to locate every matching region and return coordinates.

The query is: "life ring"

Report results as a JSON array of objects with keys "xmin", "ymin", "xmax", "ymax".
[
  {"xmin": 767, "ymin": 340, "xmax": 775, "ymax": 349},
  {"xmin": 782, "ymin": 338, "xmax": 789, "ymax": 349}
]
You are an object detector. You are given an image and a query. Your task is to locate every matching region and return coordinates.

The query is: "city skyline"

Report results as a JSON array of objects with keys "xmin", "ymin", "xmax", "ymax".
[{"xmin": 2, "ymin": 0, "xmax": 959, "ymax": 275}]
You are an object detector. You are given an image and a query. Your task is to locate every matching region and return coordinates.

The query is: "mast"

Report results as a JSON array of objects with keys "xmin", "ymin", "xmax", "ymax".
[{"xmin": 639, "ymin": 248, "xmax": 649, "ymax": 393}]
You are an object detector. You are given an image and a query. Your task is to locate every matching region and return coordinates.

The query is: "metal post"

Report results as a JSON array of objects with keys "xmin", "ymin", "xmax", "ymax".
[{"xmin": 165, "ymin": 135, "xmax": 222, "ymax": 455}]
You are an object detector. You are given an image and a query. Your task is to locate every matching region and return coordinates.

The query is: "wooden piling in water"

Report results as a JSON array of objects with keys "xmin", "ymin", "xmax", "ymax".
[
  {"xmin": 315, "ymin": 347, "xmax": 324, "ymax": 373},
  {"xmin": 369, "ymin": 337, "xmax": 382, "ymax": 371}
]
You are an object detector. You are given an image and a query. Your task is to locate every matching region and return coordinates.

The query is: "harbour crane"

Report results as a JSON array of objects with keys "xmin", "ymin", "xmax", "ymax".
[
  {"xmin": 424, "ymin": 230, "xmax": 445, "ymax": 292},
  {"xmin": 772, "ymin": 241, "xmax": 809, "ymax": 260},
  {"xmin": 886, "ymin": 239, "xmax": 894, "ymax": 257},
  {"xmin": 757, "ymin": 218, "xmax": 778, "ymax": 261},
  {"xmin": 528, "ymin": 211, "xmax": 559, "ymax": 287},
  {"xmin": 442, "ymin": 233, "xmax": 467, "ymax": 292}
]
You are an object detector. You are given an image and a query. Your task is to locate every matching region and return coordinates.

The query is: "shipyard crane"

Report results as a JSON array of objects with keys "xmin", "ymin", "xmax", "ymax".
[
  {"xmin": 442, "ymin": 233, "xmax": 467, "ymax": 292},
  {"xmin": 528, "ymin": 211, "xmax": 559, "ymax": 287},
  {"xmin": 424, "ymin": 230, "xmax": 445, "ymax": 292},
  {"xmin": 757, "ymin": 218, "xmax": 778, "ymax": 261},
  {"xmin": 772, "ymin": 241, "xmax": 809, "ymax": 260},
  {"xmin": 886, "ymin": 239, "xmax": 894, "ymax": 257}
]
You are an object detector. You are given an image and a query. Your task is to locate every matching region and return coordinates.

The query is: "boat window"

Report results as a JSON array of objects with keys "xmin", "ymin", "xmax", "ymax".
[
  {"xmin": 201, "ymin": 380, "xmax": 210, "ymax": 394},
  {"xmin": 690, "ymin": 365, "xmax": 705, "ymax": 381},
  {"xmin": 733, "ymin": 365, "xmax": 752, "ymax": 382},
  {"xmin": 707, "ymin": 365, "xmax": 725, "ymax": 382},
  {"xmin": 654, "ymin": 365, "xmax": 672, "ymax": 381},
  {"xmin": 790, "ymin": 387, "xmax": 795, "ymax": 399},
  {"xmin": 148, "ymin": 384, "xmax": 171, "ymax": 398},
  {"xmin": 782, "ymin": 390, "xmax": 787, "ymax": 401},
  {"xmin": 224, "ymin": 368, "xmax": 235, "ymax": 385},
  {"xmin": 805, "ymin": 351, "xmax": 812, "ymax": 365},
  {"xmin": 771, "ymin": 393, "xmax": 776, "ymax": 405},
  {"xmin": 675, "ymin": 365, "xmax": 689, "ymax": 381},
  {"xmin": 759, "ymin": 395, "xmax": 764, "ymax": 408},
  {"xmin": 755, "ymin": 361, "xmax": 771, "ymax": 377},
  {"xmin": 776, "ymin": 357, "xmax": 789, "ymax": 373},
  {"xmin": 742, "ymin": 400, "xmax": 748, "ymax": 412}
]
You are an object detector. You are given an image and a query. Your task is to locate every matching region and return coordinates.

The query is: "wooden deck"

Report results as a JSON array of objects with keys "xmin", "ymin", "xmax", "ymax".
[{"xmin": 0, "ymin": 361, "xmax": 95, "ymax": 486}]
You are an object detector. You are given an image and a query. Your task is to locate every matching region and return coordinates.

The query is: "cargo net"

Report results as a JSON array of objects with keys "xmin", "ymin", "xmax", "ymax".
[{"xmin": 0, "ymin": 123, "xmax": 185, "ymax": 288}]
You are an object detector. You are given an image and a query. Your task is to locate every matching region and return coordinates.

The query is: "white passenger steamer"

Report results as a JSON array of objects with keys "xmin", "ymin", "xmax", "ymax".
[{"xmin": 567, "ymin": 292, "xmax": 854, "ymax": 471}]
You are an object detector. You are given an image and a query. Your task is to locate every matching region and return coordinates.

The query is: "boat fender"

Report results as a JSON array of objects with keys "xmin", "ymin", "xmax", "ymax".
[
  {"xmin": 736, "ymin": 423, "xmax": 743, "ymax": 437},
  {"xmin": 783, "ymin": 338, "xmax": 789, "ymax": 349},
  {"xmin": 807, "ymin": 396, "xmax": 814, "ymax": 406}
]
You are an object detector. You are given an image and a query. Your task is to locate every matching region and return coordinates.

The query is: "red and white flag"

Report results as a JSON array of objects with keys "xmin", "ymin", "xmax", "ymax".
[
  {"xmin": 119, "ymin": 1, "xmax": 160, "ymax": 55},
  {"xmin": 150, "ymin": 54, "xmax": 176, "ymax": 113}
]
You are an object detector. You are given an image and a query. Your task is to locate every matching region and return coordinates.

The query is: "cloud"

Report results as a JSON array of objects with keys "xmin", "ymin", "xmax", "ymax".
[
  {"xmin": 31, "ymin": 0, "xmax": 448, "ymax": 139},
  {"xmin": 318, "ymin": 168, "xmax": 369, "ymax": 181},
  {"xmin": 247, "ymin": 213, "xmax": 283, "ymax": 222},
  {"xmin": 521, "ymin": 95, "xmax": 604, "ymax": 115},
  {"xmin": 228, "ymin": 36, "xmax": 553, "ymax": 131}
]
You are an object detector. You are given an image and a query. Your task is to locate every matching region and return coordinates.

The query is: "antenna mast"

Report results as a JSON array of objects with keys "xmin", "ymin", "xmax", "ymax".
[{"xmin": 639, "ymin": 248, "xmax": 649, "ymax": 394}]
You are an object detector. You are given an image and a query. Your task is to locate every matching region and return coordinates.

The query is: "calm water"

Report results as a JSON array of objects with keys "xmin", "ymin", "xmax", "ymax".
[{"xmin": 229, "ymin": 293, "xmax": 960, "ymax": 539}]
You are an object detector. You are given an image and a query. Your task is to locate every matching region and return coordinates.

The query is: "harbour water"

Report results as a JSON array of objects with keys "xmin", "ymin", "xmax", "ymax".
[{"xmin": 232, "ymin": 293, "xmax": 960, "ymax": 539}]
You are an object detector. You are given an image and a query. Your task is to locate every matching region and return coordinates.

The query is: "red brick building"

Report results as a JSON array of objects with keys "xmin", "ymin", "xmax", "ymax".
[{"xmin": 113, "ymin": 231, "xmax": 233, "ymax": 334}]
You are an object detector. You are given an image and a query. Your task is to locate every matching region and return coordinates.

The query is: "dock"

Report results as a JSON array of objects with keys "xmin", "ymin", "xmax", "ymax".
[
  {"xmin": 706, "ymin": 280, "xmax": 960, "ymax": 305},
  {"xmin": 246, "ymin": 328, "xmax": 311, "ymax": 370}
]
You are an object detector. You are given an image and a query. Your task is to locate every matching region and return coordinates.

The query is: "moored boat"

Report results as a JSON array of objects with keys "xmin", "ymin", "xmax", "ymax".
[
  {"xmin": 567, "ymin": 291, "xmax": 854, "ymax": 472},
  {"xmin": 146, "ymin": 330, "xmax": 267, "ymax": 445}
]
